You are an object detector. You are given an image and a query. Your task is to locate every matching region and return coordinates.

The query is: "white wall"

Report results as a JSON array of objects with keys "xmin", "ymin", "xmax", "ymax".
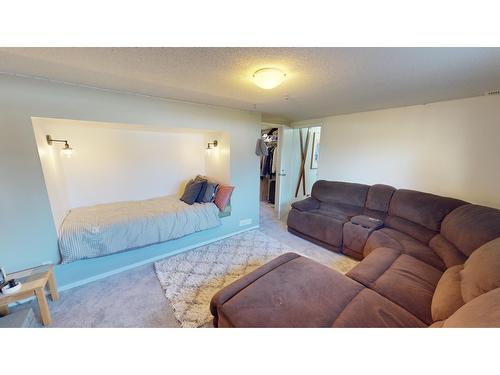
[
  {"xmin": 205, "ymin": 131, "xmax": 231, "ymax": 184},
  {"xmin": 33, "ymin": 118, "xmax": 218, "ymax": 229},
  {"xmin": 293, "ymin": 96, "xmax": 500, "ymax": 208}
]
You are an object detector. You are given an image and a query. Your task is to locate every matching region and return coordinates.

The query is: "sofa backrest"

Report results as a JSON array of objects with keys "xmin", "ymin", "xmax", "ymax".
[
  {"xmin": 442, "ymin": 287, "xmax": 500, "ymax": 327},
  {"xmin": 365, "ymin": 184, "xmax": 396, "ymax": 213},
  {"xmin": 460, "ymin": 237, "xmax": 500, "ymax": 302},
  {"xmin": 311, "ymin": 180, "xmax": 369, "ymax": 207},
  {"xmin": 440, "ymin": 204, "xmax": 500, "ymax": 257},
  {"xmin": 309, "ymin": 180, "xmax": 498, "ymax": 256},
  {"xmin": 385, "ymin": 189, "xmax": 466, "ymax": 244},
  {"xmin": 434, "ymin": 237, "xmax": 500, "ymax": 327}
]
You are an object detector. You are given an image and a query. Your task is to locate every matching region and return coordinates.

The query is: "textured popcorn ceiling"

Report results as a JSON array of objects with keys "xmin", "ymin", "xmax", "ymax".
[{"xmin": 1, "ymin": 47, "xmax": 500, "ymax": 122}]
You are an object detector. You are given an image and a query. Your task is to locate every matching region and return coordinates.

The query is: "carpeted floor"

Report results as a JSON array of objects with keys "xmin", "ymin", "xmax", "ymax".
[
  {"xmin": 11, "ymin": 203, "xmax": 358, "ymax": 327},
  {"xmin": 155, "ymin": 228, "xmax": 356, "ymax": 328}
]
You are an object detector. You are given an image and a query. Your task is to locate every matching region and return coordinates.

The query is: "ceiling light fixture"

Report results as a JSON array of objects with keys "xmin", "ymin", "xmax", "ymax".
[
  {"xmin": 252, "ymin": 68, "xmax": 286, "ymax": 90},
  {"xmin": 46, "ymin": 135, "xmax": 74, "ymax": 158}
]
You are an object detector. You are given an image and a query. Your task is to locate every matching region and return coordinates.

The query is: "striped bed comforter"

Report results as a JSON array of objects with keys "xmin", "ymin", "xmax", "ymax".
[{"xmin": 59, "ymin": 195, "xmax": 221, "ymax": 263}]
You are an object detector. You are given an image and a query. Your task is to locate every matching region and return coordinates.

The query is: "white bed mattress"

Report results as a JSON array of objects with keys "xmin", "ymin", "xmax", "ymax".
[{"xmin": 58, "ymin": 195, "xmax": 221, "ymax": 263}]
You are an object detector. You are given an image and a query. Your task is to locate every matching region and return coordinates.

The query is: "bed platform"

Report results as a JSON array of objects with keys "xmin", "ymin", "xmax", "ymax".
[{"xmin": 58, "ymin": 195, "xmax": 222, "ymax": 263}]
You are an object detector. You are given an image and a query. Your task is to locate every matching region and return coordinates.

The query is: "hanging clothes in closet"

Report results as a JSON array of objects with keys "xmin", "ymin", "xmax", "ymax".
[
  {"xmin": 260, "ymin": 144, "xmax": 276, "ymax": 177},
  {"xmin": 260, "ymin": 128, "xmax": 278, "ymax": 204}
]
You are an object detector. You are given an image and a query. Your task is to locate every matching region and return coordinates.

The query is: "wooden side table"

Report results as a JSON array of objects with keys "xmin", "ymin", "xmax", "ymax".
[{"xmin": 0, "ymin": 265, "xmax": 59, "ymax": 326}]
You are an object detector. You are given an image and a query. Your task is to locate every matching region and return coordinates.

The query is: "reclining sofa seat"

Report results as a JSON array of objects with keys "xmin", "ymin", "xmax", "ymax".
[
  {"xmin": 211, "ymin": 181, "xmax": 500, "ymax": 327},
  {"xmin": 363, "ymin": 189, "xmax": 466, "ymax": 271},
  {"xmin": 348, "ymin": 203, "xmax": 500, "ymax": 325},
  {"xmin": 287, "ymin": 181, "xmax": 395, "ymax": 252}
]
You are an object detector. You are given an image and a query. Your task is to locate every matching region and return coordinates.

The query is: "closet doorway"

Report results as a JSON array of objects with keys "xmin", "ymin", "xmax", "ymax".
[{"xmin": 259, "ymin": 124, "xmax": 294, "ymax": 220}]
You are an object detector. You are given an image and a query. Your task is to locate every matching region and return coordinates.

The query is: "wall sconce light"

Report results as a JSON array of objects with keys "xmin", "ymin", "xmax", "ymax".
[
  {"xmin": 46, "ymin": 135, "xmax": 74, "ymax": 158},
  {"xmin": 206, "ymin": 140, "xmax": 218, "ymax": 150}
]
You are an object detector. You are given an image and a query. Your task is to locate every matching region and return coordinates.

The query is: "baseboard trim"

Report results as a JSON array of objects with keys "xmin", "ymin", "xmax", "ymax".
[{"xmin": 57, "ymin": 225, "xmax": 260, "ymax": 292}]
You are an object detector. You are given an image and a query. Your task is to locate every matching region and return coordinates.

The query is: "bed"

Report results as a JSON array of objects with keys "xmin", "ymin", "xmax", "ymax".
[{"xmin": 58, "ymin": 195, "xmax": 222, "ymax": 263}]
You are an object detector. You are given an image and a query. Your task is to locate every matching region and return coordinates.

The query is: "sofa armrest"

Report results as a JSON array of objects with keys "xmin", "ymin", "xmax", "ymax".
[
  {"xmin": 291, "ymin": 197, "xmax": 320, "ymax": 212},
  {"xmin": 351, "ymin": 215, "xmax": 384, "ymax": 230},
  {"xmin": 210, "ymin": 252, "xmax": 301, "ymax": 326}
]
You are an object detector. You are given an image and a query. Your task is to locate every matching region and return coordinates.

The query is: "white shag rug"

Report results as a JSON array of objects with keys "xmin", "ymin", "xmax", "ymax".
[{"xmin": 154, "ymin": 229, "xmax": 356, "ymax": 328}]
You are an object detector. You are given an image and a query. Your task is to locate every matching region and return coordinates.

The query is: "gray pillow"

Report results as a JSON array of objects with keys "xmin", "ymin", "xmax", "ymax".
[
  {"xmin": 201, "ymin": 183, "xmax": 219, "ymax": 203},
  {"xmin": 194, "ymin": 175, "xmax": 208, "ymax": 203},
  {"xmin": 180, "ymin": 179, "xmax": 205, "ymax": 205}
]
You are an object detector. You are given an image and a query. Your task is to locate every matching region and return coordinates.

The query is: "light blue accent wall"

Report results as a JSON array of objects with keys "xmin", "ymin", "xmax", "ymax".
[{"xmin": 0, "ymin": 74, "xmax": 261, "ymax": 288}]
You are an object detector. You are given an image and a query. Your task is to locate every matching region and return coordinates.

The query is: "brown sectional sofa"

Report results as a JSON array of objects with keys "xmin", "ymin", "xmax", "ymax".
[{"xmin": 210, "ymin": 181, "xmax": 500, "ymax": 327}]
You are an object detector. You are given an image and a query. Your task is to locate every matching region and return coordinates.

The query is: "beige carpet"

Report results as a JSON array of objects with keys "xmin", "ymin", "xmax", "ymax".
[{"xmin": 154, "ymin": 229, "xmax": 356, "ymax": 328}]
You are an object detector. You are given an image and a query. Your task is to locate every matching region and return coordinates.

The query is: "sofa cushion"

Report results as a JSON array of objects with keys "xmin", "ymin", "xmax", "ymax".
[
  {"xmin": 431, "ymin": 265, "xmax": 464, "ymax": 322},
  {"xmin": 287, "ymin": 209, "xmax": 346, "ymax": 248},
  {"xmin": 318, "ymin": 202, "xmax": 364, "ymax": 219},
  {"xmin": 311, "ymin": 180, "xmax": 369, "ymax": 207},
  {"xmin": 348, "ymin": 247, "xmax": 401, "ymax": 284},
  {"xmin": 385, "ymin": 215, "xmax": 437, "ymax": 244},
  {"xmin": 429, "ymin": 234, "xmax": 467, "ymax": 268},
  {"xmin": 364, "ymin": 228, "xmax": 446, "ymax": 271},
  {"xmin": 440, "ymin": 204, "xmax": 500, "ymax": 257},
  {"xmin": 347, "ymin": 248, "xmax": 443, "ymax": 324},
  {"xmin": 460, "ymin": 237, "xmax": 500, "ymax": 303},
  {"xmin": 443, "ymin": 287, "xmax": 500, "ymax": 328},
  {"xmin": 332, "ymin": 288, "xmax": 425, "ymax": 328},
  {"xmin": 365, "ymin": 184, "xmax": 396, "ymax": 213},
  {"xmin": 388, "ymin": 189, "xmax": 466, "ymax": 232},
  {"xmin": 213, "ymin": 253, "xmax": 365, "ymax": 327},
  {"xmin": 291, "ymin": 197, "xmax": 320, "ymax": 212}
]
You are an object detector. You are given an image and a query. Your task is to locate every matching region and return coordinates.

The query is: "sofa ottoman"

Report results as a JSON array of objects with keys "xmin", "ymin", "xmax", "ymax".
[{"xmin": 210, "ymin": 252, "xmax": 425, "ymax": 328}]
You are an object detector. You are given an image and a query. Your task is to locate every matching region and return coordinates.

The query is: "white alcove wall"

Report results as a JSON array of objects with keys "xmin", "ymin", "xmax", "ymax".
[{"xmin": 33, "ymin": 117, "xmax": 230, "ymax": 230}]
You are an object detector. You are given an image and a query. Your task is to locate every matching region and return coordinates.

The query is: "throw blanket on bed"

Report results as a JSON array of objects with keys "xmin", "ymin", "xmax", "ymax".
[{"xmin": 59, "ymin": 195, "xmax": 221, "ymax": 263}]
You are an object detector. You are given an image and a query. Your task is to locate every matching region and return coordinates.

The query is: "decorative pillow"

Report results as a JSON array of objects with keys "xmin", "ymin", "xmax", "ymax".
[
  {"xmin": 214, "ymin": 185, "xmax": 234, "ymax": 211},
  {"xmin": 194, "ymin": 175, "xmax": 208, "ymax": 203},
  {"xmin": 202, "ymin": 182, "xmax": 219, "ymax": 203},
  {"xmin": 431, "ymin": 265, "xmax": 464, "ymax": 322},
  {"xmin": 180, "ymin": 179, "xmax": 205, "ymax": 205},
  {"xmin": 443, "ymin": 288, "xmax": 500, "ymax": 328},
  {"xmin": 460, "ymin": 237, "xmax": 500, "ymax": 303}
]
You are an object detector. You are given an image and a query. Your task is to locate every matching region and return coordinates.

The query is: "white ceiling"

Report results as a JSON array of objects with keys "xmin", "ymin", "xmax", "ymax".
[{"xmin": 1, "ymin": 48, "xmax": 500, "ymax": 122}]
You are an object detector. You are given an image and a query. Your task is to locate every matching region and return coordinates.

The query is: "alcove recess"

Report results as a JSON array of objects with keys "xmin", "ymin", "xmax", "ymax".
[{"xmin": 32, "ymin": 117, "xmax": 230, "ymax": 230}]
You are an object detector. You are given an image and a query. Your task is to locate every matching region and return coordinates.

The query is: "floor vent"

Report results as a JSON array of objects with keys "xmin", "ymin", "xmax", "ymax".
[{"xmin": 485, "ymin": 90, "xmax": 500, "ymax": 96}]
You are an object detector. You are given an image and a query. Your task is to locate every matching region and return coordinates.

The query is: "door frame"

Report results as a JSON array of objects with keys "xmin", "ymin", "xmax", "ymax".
[
  {"xmin": 274, "ymin": 124, "xmax": 293, "ymax": 219},
  {"xmin": 261, "ymin": 122, "xmax": 290, "ymax": 219},
  {"xmin": 260, "ymin": 122, "xmax": 322, "ymax": 219}
]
